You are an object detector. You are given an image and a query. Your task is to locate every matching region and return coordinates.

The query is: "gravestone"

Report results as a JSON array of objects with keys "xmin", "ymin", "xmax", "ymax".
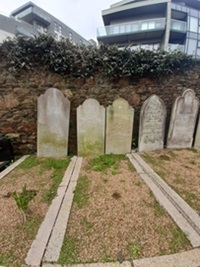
[
  {"xmin": 77, "ymin": 98, "xmax": 105, "ymax": 156},
  {"xmin": 37, "ymin": 88, "xmax": 70, "ymax": 157},
  {"xmin": 106, "ymin": 98, "xmax": 134, "ymax": 154},
  {"xmin": 194, "ymin": 116, "xmax": 200, "ymax": 148},
  {"xmin": 138, "ymin": 95, "xmax": 166, "ymax": 152},
  {"xmin": 167, "ymin": 89, "xmax": 199, "ymax": 149}
]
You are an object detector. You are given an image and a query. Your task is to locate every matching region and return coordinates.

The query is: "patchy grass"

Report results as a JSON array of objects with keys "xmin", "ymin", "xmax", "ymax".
[
  {"xmin": 141, "ymin": 149, "xmax": 200, "ymax": 214},
  {"xmin": 59, "ymin": 155, "xmax": 191, "ymax": 265},
  {"xmin": 41, "ymin": 157, "xmax": 71, "ymax": 203},
  {"xmin": 169, "ymin": 227, "xmax": 190, "ymax": 254},
  {"xmin": 0, "ymin": 155, "xmax": 70, "ymax": 267},
  {"xmin": 88, "ymin": 154, "xmax": 126, "ymax": 173},
  {"xmin": 73, "ymin": 175, "xmax": 90, "ymax": 208},
  {"xmin": 17, "ymin": 155, "xmax": 39, "ymax": 169},
  {"xmin": 58, "ymin": 236, "xmax": 79, "ymax": 265},
  {"xmin": 187, "ymin": 147, "xmax": 198, "ymax": 153}
]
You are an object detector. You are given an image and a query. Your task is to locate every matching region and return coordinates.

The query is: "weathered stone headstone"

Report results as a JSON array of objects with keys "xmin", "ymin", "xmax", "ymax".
[
  {"xmin": 37, "ymin": 88, "xmax": 70, "ymax": 157},
  {"xmin": 77, "ymin": 98, "xmax": 105, "ymax": 156},
  {"xmin": 106, "ymin": 98, "xmax": 134, "ymax": 154},
  {"xmin": 138, "ymin": 95, "xmax": 166, "ymax": 152},
  {"xmin": 194, "ymin": 116, "xmax": 200, "ymax": 148},
  {"xmin": 167, "ymin": 89, "xmax": 199, "ymax": 149}
]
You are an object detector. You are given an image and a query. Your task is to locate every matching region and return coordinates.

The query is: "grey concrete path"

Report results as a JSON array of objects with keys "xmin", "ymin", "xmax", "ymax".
[
  {"xmin": 25, "ymin": 156, "xmax": 83, "ymax": 267},
  {"xmin": 127, "ymin": 152, "xmax": 200, "ymax": 247}
]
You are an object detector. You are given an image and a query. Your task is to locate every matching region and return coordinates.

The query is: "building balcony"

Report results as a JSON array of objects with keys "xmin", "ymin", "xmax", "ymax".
[
  {"xmin": 15, "ymin": 6, "xmax": 51, "ymax": 26},
  {"xmin": 168, "ymin": 43, "xmax": 185, "ymax": 53},
  {"xmin": 170, "ymin": 19, "xmax": 186, "ymax": 41},
  {"xmin": 97, "ymin": 18, "xmax": 166, "ymax": 45}
]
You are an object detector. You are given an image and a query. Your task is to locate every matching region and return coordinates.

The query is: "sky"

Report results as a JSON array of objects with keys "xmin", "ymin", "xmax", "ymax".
[{"xmin": 0, "ymin": 0, "xmax": 118, "ymax": 40}]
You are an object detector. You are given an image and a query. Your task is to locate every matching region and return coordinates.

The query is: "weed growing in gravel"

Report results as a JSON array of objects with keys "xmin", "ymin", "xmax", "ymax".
[
  {"xmin": 173, "ymin": 178, "xmax": 185, "ymax": 184},
  {"xmin": 13, "ymin": 184, "xmax": 37, "ymax": 224},
  {"xmin": 127, "ymin": 240, "xmax": 141, "ymax": 259},
  {"xmin": 88, "ymin": 154, "xmax": 126, "ymax": 173},
  {"xmin": 74, "ymin": 175, "xmax": 90, "ymax": 208},
  {"xmin": 17, "ymin": 155, "xmax": 71, "ymax": 204}
]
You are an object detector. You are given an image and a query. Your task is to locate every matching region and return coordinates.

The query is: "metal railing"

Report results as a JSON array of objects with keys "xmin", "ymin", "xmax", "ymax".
[
  {"xmin": 97, "ymin": 18, "xmax": 166, "ymax": 37},
  {"xmin": 170, "ymin": 19, "xmax": 186, "ymax": 32}
]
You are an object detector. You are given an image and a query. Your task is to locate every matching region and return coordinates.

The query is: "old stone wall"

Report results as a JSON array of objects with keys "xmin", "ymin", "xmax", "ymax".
[{"xmin": 1, "ymin": 68, "xmax": 200, "ymax": 155}]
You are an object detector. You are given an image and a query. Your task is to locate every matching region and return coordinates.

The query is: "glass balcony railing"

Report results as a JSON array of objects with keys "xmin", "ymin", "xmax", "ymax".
[
  {"xmin": 97, "ymin": 18, "xmax": 166, "ymax": 37},
  {"xmin": 168, "ymin": 43, "xmax": 185, "ymax": 52},
  {"xmin": 170, "ymin": 19, "xmax": 186, "ymax": 32}
]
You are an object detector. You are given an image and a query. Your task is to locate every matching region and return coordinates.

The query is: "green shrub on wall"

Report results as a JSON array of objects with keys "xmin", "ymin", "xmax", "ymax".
[{"xmin": 0, "ymin": 35, "xmax": 197, "ymax": 78}]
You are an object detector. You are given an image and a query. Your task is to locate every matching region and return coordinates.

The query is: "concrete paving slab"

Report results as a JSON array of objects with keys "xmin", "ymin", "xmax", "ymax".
[
  {"xmin": 44, "ymin": 157, "xmax": 83, "ymax": 263},
  {"xmin": 133, "ymin": 248, "xmax": 200, "ymax": 267},
  {"xmin": 0, "ymin": 155, "xmax": 29, "ymax": 180},
  {"xmin": 42, "ymin": 262, "xmax": 131, "ymax": 267},
  {"xmin": 25, "ymin": 157, "xmax": 77, "ymax": 267}
]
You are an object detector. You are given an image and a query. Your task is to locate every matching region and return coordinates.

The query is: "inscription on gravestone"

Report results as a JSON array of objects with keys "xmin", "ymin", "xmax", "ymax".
[
  {"xmin": 37, "ymin": 88, "xmax": 70, "ymax": 158},
  {"xmin": 77, "ymin": 98, "xmax": 105, "ymax": 156},
  {"xmin": 138, "ymin": 95, "xmax": 166, "ymax": 152},
  {"xmin": 167, "ymin": 89, "xmax": 199, "ymax": 149},
  {"xmin": 106, "ymin": 98, "xmax": 134, "ymax": 154}
]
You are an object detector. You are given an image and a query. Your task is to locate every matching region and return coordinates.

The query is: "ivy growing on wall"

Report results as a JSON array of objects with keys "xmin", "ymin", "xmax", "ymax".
[{"xmin": 0, "ymin": 35, "xmax": 198, "ymax": 78}]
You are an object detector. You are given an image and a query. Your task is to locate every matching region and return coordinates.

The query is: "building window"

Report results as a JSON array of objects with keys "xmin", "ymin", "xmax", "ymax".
[
  {"xmin": 54, "ymin": 22, "xmax": 58, "ymax": 32},
  {"xmin": 69, "ymin": 32, "xmax": 73, "ymax": 41},
  {"xmin": 190, "ymin": 17, "xmax": 198, "ymax": 33},
  {"xmin": 58, "ymin": 25, "xmax": 62, "ymax": 34},
  {"xmin": 80, "ymin": 39, "xmax": 83, "ymax": 45}
]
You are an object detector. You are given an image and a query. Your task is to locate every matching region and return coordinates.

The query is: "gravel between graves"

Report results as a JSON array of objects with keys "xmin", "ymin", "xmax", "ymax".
[
  {"xmin": 62, "ymin": 157, "xmax": 191, "ymax": 264},
  {"xmin": 141, "ymin": 148, "xmax": 200, "ymax": 215},
  {"xmin": 0, "ymin": 163, "xmax": 53, "ymax": 267}
]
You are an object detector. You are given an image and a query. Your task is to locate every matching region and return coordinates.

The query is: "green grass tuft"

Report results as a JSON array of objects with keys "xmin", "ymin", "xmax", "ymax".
[
  {"xmin": 42, "ymin": 157, "xmax": 71, "ymax": 203},
  {"xmin": 58, "ymin": 236, "xmax": 79, "ymax": 265},
  {"xmin": 17, "ymin": 155, "xmax": 39, "ymax": 169},
  {"xmin": 74, "ymin": 175, "xmax": 90, "ymax": 208},
  {"xmin": 169, "ymin": 227, "xmax": 190, "ymax": 254},
  {"xmin": 89, "ymin": 154, "xmax": 126, "ymax": 173}
]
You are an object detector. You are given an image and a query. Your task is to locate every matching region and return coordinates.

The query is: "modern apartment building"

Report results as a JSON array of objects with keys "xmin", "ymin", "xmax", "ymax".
[
  {"xmin": 97, "ymin": 0, "xmax": 200, "ymax": 56},
  {"xmin": 0, "ymin": 1, "xmax": 90, "ymax": 45}
]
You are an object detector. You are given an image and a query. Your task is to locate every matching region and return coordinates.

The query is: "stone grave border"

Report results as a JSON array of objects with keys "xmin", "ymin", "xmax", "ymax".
[
  {"xmin": 24, "ymin": 153, "xmax": 200, "ymax": 267},
  {"xmin": 0, "ymin": 155, "xmax": 30, "ymax": 181},
  {"xmin": 1, "ymin": 152, "xmax": 200, "ymax": 266}
]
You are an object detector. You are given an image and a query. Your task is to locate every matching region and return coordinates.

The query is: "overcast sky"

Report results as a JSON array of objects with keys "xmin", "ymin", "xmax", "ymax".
[{"xmin": 0, "ymin": 0, "xmax": 118, "ymax": 40}]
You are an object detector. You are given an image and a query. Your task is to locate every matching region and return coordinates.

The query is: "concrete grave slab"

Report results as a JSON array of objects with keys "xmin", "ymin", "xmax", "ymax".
[
  {"xmin": 138, "ymin": 95, "xmax": 166, "ymax": 152},
  {"xmin": 167, "ymin": 89, "xmax": 199, "ymax": 149},
  {"xmin": 37, "ymin": 88, "xmax": 70, "ymax": 158},
  {"xmin": 106, "ymin": 98, "xmax": 134, "ymax": 154},
  {"xmin": 77, "ymin": 98, "xmax": 105, "ymax": 156}
]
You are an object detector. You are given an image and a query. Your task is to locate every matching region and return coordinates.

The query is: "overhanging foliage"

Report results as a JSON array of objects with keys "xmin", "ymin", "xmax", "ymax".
[{"xmin": 0, "ymin": 35, "xmax": 198, "ymax": 78}]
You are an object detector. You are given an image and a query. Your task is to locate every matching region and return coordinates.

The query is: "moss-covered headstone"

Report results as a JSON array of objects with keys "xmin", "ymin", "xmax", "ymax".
[
  {"xmin": 37, "ymin": 88, "xmax": 70, "ymax": 157},
  {"xmin": 77, "ymin": 98, "xmax": 105, "ymax": 156},
  {"xmin": 106, "ymin": 98, "xmax": 134, "ymax": 154}
]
